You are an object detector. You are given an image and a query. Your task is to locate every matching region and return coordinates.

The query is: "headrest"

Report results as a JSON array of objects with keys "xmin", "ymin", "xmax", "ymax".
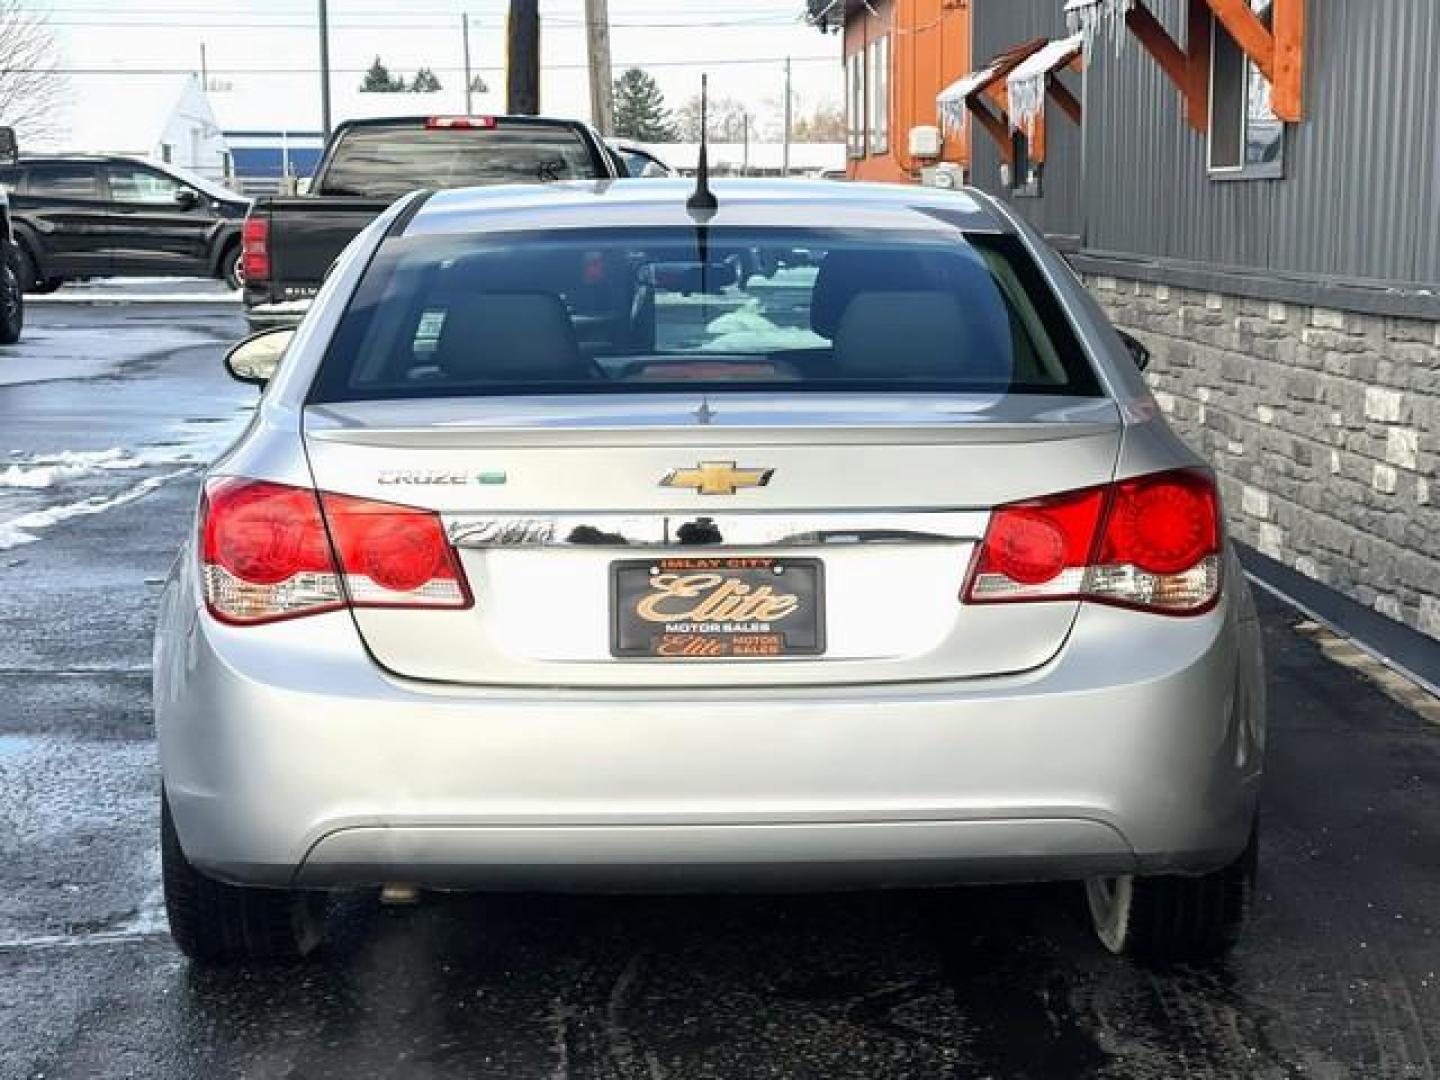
[
  {"xmin": 810, "ymin": 249, "xmax": 943, "ymax": 338},
  {"xmin": 434, "ymin": 292, "xmax": 587, "ymax": 383},
  {"xmin": 832, "ymin": 291, "xmax": 1012, "ymax": 382}
]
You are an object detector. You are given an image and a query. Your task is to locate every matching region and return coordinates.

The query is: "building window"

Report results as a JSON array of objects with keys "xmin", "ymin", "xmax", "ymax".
[
  {"xmin": 845, "ymin": 51, "xmax": 866, "ymax": 158},
  {"xmin": 868, "ymin": 36, "xmax": 889, "ymax": 155},
  {"xmin": 1208, "ymin": 1, "xmax": 1285, "ymax": 179},
  {"xmin": 160, "ymin": 143, "xmax": 174, "ymax": 164}
]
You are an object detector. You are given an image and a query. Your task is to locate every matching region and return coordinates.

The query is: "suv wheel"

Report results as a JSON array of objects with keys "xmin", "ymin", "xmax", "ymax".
[
  {"xmin": 0, "ymin": 248, "xmax": 24, "ymax": 344},
  {"xmin": 161, "ymin": 793, "xmax": 325, "ymax": 964},
  {"xmin": 1085, "ymin": 824, "xmax": 1256, "ymax": 965}
]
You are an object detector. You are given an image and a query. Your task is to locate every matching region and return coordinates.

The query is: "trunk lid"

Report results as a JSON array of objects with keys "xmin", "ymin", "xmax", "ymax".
[{"xmin": 303, "ymin": 393, "xmax": 1122, "ymax": 687}]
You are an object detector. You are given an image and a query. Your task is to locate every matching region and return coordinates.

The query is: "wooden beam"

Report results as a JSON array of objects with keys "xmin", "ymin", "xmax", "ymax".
[
  {"xmin": 967, "ymin": 99, "xmax": 1013, "ymax": 164},
  {"xmin": 1207, "ymin": 0, "xmax": 1274, "ymax": 81},
  {"xmin": 1184, "ymin": 0, "xmax": 1211, "ymax": 132},
  {"xmin": 1125, "ymin": 2, "xmax": 1189, "ymax": 92},
  {"xmin": 1048, "ymin": 75, "xmax": 1082, "ymax": 126},
  {"xmin": 1270, "ymin": 0, "xmax": 1305, "ymax": 121}
]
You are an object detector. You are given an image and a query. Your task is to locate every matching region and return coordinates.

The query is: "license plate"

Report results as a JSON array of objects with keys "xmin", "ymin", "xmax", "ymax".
[{"xmin": 611, "ymin": 556, "xmax": 825, "ymax": 659}]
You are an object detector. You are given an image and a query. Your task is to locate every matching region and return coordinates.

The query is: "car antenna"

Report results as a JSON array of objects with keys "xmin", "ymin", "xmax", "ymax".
[{"xmin": 686, "ymin": 74, "xmax": 718, "ymax": 216}]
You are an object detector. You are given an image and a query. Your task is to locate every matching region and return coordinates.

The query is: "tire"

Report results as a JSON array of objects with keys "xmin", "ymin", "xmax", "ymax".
[
  {"xmin": 221, "ymin": 241, "xmax": 243, "ymax": 291},
  {"xmin": 0, "ymin": 248, "xmax": 24, "ymax": 344},
  {"xmin": 161, "ymin": 793, "xmax": 325, "ymax": 965},
  {"xmin": 1085, "ymin": 824, "xmax": 1256, "ymax": 965},
  {"xmin": 9, "ymin": 241, "xmax": 37, "ymax": 292}
]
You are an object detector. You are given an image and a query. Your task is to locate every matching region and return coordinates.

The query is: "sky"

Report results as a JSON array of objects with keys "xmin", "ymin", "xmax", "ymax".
[{"xmin": 28, "ymin": 0, "xmax": 846, "ymax": 139}]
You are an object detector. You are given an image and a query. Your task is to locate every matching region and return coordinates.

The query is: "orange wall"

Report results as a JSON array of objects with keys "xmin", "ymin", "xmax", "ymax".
[{"xmin": 845, "ymin": 0, "xmax": 973, "ymax": 183}]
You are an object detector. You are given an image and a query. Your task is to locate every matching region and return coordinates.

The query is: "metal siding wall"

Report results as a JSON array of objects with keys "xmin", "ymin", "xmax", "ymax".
[
  {"xmin": 967, "ymin": 2, "xmax": 1083, "ymax": 242},
  {"xmin": 974, "ymin": 0, "xmax": 1440, "ymax": 290}
]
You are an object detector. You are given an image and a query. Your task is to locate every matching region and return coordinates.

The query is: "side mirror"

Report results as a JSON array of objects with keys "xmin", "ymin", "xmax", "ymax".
[
  {"xmin": 224, "ymin": 327, "xmax": 294, "ymax": 387},
  {"xmin": 174, "ymin": 187, "xmax": 201, "ymax": 210},
  {"xmin": 1118, "ymin": 329, "xmax": 1151, "ymax": 372}
]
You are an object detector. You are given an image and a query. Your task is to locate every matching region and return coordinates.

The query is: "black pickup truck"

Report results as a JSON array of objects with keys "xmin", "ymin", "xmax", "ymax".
[{"xmin": 242, "ymin": 114, "xmax": 624, "ymax": 323}]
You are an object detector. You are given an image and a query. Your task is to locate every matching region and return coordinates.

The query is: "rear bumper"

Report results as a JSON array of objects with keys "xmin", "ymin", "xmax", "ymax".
[{"xmin": 155, "ymin": 572, "xmax": 1265, "ymax": 890}]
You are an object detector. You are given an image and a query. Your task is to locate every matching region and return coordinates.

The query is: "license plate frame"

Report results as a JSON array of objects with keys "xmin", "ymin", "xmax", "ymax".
[{"xmin": 610, "ymin": 556, "xmax": 826, "ymax": 659}]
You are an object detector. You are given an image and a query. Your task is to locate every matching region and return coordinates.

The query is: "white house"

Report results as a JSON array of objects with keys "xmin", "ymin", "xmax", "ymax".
[{"xmin": 39, "ymin": 74, "xmax": 232, "ymax": 183}]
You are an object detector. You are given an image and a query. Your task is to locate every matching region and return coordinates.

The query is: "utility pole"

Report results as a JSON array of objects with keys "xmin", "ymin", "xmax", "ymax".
[
  {"xmin": 463, "ymin": 13, "xmax": 474, "ymax": 114},
  {"xmin": 742, "ymin": 110, "xmax": 749, "ymax": 177},
  {"xmin": 782, "ymin": 56, "xmax": 792, "ymax": 177},
  {"xmin": 317, "ymin": 0, "xmax": 332, "ymax": 140},
  {"xmin": 507, "ymin": 0, "xmax": 541, "ymax": 115},
  {"xmin": 584, "ymin": 0, "xmax": 614, "ymax": 135}
]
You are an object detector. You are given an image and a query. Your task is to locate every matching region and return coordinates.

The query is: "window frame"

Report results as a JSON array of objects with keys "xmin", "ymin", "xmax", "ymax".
[
  {"xmin": 1206, "ymin": 2, "xmax": 1286, "ymax": 181},
  {"xmin": 867, "ymin": 35, "xmax": 890, "ymax": 156},
  {"xmin": 845, "ymin": 50, "xmax": 866, "ymax": 159}
]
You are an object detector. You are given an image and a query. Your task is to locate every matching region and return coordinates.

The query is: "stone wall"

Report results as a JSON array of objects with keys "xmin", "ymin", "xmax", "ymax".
[{"xmin": 1086, "ymin": 274, "xmax": 1440, "ymax": 643}]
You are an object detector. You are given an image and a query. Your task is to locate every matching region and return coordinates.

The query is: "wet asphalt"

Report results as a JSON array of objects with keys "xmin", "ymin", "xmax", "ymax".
[{"xmin": 1, "ymin": 299, "xmax": 1438, "ymax": 1079}]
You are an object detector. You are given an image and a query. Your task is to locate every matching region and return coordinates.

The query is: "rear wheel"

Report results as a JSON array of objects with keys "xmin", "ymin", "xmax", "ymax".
[
  {"xmin": 1085, "ymin": 824, "xmax": 1256, "ymax": 965},
  {"xmin": 161, "ymin": 793, "xmax": 325, "ymax": 964},
  {"xmin": 222, "ymin": 241, "xmax": 243, "ymax": 290},
  {"xmin": 9, "ymin": 242, "xmax": 37, "ymax": 292},
  {"xmin": 0, "ymin": 247, "xmax": 24, "ymax": 344}
]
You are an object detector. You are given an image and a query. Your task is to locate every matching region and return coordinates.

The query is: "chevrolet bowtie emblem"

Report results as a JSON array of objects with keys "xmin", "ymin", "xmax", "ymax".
[{"xmin": 661, "ymin": 461, "xmax": 774, "ymax": 496}]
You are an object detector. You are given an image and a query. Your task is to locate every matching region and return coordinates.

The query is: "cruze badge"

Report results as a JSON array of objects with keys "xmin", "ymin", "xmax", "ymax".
[
  {"xmin": 661, "ymin": 461, "xmax": 773, "ymax": 496},
  {"xmin": 377, "ymin": 469, "xmax": 507, "ymax": 486}
]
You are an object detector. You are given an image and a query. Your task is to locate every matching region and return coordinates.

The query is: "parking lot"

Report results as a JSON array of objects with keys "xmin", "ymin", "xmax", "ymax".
[{"xmin": 1, "ymin": 294, "xmax": 1438, "ymax": 1079}]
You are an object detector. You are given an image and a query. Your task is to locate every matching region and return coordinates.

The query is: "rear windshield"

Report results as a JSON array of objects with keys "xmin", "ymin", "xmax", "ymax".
[
  {"xmin": 310, "ymin": 226, "xmax": 1103, "ymax": 403},
  {"xmin": 317, "ymin": 124, "xmax": 605, "ymax": 198}
]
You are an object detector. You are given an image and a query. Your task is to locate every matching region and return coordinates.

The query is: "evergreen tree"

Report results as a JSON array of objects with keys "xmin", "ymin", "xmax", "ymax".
[
  {"xmin": 612, "ymin": 68, "xmax": 678, "ymax": 141},
  {"xmin": 410, "ymin": 67, "xmax": 442, "ymax": 92},
  {"xmin": 360, "ymin": 56, "xmax": 405, "ymax": 92},
  {"xmin": 468, "ymin": 74, "xmax": 489, "ymax": 94}
]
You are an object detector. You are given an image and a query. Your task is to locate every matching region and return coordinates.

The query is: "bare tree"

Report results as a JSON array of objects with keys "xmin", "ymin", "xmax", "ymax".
[
  {"xmin": 0, "ymin": 2, "xmax": 63, "ymax": 140},
  {"xmin": 791, "ymin": 99, "xmax": 845, "ymax": 143},
  {"xmin": 675, "ymin": 93, "xmax": 751, "ymax": 143}
]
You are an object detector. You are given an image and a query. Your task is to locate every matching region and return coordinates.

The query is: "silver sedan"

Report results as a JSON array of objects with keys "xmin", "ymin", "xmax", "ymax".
[{"xmin": 154, "ymin": 179, "xmax": 1265, "ymax": 966}]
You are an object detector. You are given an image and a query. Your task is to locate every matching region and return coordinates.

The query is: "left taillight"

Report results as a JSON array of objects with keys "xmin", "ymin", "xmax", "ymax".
[
  {"xmin": 240, "ymin": 216, "xmax": 269, "ymax": 282},
  {"xmin": 200, "ymin": 478, "xmax": 470, "ymax": 626},
  {"xmin": 963, "ymin": 469, "xmax": 1222, "ymax": 615}
]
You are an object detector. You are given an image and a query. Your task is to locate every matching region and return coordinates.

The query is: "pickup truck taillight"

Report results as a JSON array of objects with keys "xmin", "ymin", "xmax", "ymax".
[
  {"xmin": 425, "ymin": 115, "xmax": 497, "ymax": 129},
  {"xmin": 200, "ymin": 478, "xmax": 471, "ymax": 625},
  {"xmin": 962, "ymin": 469, "xmax": 1222, "ymax": 615},
  {"xmin": 241, "ymin": 216, "xmax": 270, "ymax": 282}
]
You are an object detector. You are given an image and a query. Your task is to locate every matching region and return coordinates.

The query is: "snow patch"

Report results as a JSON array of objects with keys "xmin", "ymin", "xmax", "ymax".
[
  {"xmin": 701, "ymin": 301, "xmax": 827, "ymax": 352},
  {"xmin": 0, "ymin": 446, "xmax": 206, "ymax": 489},
  {"xmin": 0, "ymin": 470, "xmax": 190, "ymax": 549}
]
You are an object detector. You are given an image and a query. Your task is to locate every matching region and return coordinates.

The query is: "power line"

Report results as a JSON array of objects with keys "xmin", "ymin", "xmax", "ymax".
[{"xmin": 11, "ymin": 56, "xmax": 839, "ymax": 76}]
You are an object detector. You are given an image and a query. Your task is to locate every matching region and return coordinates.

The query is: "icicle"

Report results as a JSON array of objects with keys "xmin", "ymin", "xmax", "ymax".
[
  {"xmin": 1065, "ymin": 0, "xmax": 1135, "ymax": 64},
  {"xmin": 939, "ymin": 96, "xmax": 969, "ymax": 138},
  {"xmin": 937, "ymin": 64, "xmax": 998, "ymax": 139},
  {"xmin": 1006, "ymin": 35, "xmax": 1085, "ymax": 135},
  {"xmin": 1008, "ymin": 72, "xmax": 1046, "ymax": 136}
]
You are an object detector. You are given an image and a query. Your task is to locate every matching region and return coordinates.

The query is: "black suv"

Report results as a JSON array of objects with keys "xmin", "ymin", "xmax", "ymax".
[{"xmin": 0, "ymin": 155, "xmax": 250, "ymax": 293}]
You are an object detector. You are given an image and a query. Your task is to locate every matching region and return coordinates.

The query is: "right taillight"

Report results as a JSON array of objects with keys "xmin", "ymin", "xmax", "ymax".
[
  {"xmin": 963, "ymin": 469, "xmax": 1222, "ymax": 615},
  {"xmin": 200, "ymin": 478, "xmax": 471, "ymax": 625},
  {"xmin": 241, "ymin": 216, "xmax": 269, "ymax": 282}
]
